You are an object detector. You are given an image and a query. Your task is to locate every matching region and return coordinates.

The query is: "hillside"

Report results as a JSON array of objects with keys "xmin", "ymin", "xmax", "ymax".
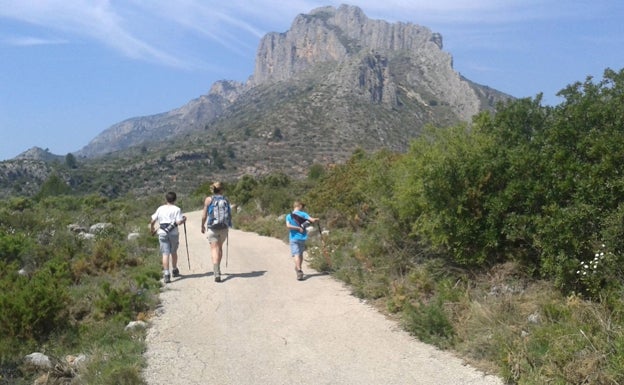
[{"xmin": 0, "ymin": 5, "xmax": 511, "ymax": 198}]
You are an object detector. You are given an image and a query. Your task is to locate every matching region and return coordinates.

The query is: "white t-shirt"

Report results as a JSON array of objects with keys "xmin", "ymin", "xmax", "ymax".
[{"xmin": 151, "ymin": 204, "xmax": 184, "ymax": 235}]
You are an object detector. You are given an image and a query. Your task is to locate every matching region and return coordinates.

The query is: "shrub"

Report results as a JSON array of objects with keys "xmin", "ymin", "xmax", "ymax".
[
  {"xmin": 0, "ymin": 258, "xmax": 71, "ymax": 343},
  {"xmin": 402, "ymin": 299, "xmax": 455, "ymax": 349},
  {"xmin": 0, "ymin": 231, "xmax": 31, "ymax": 263}
]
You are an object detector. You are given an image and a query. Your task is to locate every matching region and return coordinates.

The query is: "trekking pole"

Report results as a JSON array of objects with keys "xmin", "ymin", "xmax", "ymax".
[
  {"xmin": 225, "ymin": 233, "xmax": 229, "ymax": 268},
  {"xmin": 183, "ymin": 222, "xmax": 191, "ymax": 270}
]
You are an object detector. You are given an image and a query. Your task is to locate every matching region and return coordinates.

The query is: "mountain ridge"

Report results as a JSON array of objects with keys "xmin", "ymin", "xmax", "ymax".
[
  {"xmin": 74, "ymin": 4, "xmax": 509, "ymax": 159},
  {"xmin": 1, "ymin": 4, "xmax": 512, "ymax": 198}
]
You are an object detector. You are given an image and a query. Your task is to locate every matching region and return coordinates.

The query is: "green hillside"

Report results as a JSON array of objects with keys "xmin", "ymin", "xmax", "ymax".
[{"xmin": 2, "ymin": 68, "xmax": 624, "ymax": 384}]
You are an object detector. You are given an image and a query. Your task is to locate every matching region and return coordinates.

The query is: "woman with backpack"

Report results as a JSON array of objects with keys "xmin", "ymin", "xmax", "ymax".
[{"xmin": 201, "ymin": 182, "xmax": 232, "ymax": 282}]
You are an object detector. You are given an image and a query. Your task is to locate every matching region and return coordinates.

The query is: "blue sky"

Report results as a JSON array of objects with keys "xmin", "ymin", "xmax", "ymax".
[{"xmin": 1, "ymin": 1, "xmax": 622, "ymax": 161}]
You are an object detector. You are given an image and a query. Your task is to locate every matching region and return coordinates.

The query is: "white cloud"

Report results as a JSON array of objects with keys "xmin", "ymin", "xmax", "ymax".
[
  {"xmin": 0, "ymin": 0, "xmax": 618, "ymax": 70},
  {"xmin": 3, "ymin": 36, "xmax": 68, "ymax": 46}
]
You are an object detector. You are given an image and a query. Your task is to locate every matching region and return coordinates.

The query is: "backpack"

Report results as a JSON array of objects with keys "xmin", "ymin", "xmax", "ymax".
[
  {"xmin": 290, "ymin": 212, "xmax": 311, "ymax": 230},
  {"xmin": 207, "ymin": 195, "xmax": 231, "ymax": 230}
]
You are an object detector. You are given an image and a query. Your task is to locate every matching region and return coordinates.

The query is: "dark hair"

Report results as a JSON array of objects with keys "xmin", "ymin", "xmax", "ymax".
[
  {"xmin": 211, "ymin": 182, "xmax": 223, "ymax": 194},
  {"xmin": 166, "ymin": 191, "xmax": 177, "ymax": 203}
]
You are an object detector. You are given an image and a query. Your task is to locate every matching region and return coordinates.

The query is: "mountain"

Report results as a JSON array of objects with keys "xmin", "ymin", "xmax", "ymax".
[
  {"xmin": 1, "ymin": 4, "xmax": 512, "ymax": 198},
  {"xmin": 76, "ymin": 4, "xmax": 510, "ymax": 159},
  {"xmin": 14, "ymin": 147, "xmax": 65, "ymax": 162}
]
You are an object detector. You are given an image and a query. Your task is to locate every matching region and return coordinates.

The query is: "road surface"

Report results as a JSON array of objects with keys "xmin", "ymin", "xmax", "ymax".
[{"xmin": 143, "ymin": 210, "xmax": 503, "ymax": 385}]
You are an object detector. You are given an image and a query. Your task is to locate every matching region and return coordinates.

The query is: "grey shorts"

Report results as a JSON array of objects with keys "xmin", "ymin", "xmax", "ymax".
[
  {"xmin": 158, "ymin": 233, "xmax": 179, "ymax": 255},
  {"xmin": 206, "ymin": 227, "xmax": 228, "ymax": 244},
  {"xmin": 290, "ymin": 240, "xmax": 306, "ymax": 256}
]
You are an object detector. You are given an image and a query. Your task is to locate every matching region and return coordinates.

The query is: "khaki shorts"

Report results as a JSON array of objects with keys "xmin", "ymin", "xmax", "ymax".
[{"xmin": 206, "ymin": 227, "xmax": 228, "ymax": 243}]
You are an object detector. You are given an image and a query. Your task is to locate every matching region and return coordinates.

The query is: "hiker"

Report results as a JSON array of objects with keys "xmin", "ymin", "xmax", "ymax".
[
  {"xmin": 286, "ymin": 200, "xmax": 319, "ymax": 281},
  {"xmin": 201, "ymin": 181, "xmax": 232, "ymax": 282},
  {"xmin": 150, "ymin": 191, "xmax": 187, "ymax": 284}
]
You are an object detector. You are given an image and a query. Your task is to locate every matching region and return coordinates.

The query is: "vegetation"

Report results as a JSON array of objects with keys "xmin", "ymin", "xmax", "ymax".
[
  {"xmin": 2, "ymin": 68, "xmax": 623, "ymax": 384},
  {"xmin": 233, "ymin": 68, "xmax": 624, "ymax": 384},
  {"xmin": 0, "ymin": 194, "xmax": 162, "ymax": 384},
  {"xmin": 303, "ymin": 68, "xmax": 624, "ymax": 384}
]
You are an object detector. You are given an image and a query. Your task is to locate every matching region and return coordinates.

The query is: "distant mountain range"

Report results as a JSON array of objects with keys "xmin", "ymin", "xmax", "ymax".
[{"xmin": 2, "ymin": 4, "xmax": 512, "ymax": 198}]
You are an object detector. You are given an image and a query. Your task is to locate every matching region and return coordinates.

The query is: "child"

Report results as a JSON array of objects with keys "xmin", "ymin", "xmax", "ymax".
[
  {"xmin": 285, "ymin": 200, "xmax": 318, "ymax": 281},
  {"xmin": 150, "ymin": 191, "xmax": 186, "ymax": 283}
]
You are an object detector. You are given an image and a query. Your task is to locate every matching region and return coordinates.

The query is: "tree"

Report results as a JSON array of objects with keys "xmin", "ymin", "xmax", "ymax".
[
  {"xmin": 36, "ymin": 173, "xmax": 72, "ymax": 199},
  {"xmin": 65, "ymin": 153, "xmax": 78, "ymax": 169}
]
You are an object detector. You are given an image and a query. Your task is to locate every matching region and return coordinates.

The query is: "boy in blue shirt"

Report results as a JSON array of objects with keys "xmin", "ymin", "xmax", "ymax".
[{"xmin": 286, "ymin": 200, "xmax": 319, "ymax": 281}]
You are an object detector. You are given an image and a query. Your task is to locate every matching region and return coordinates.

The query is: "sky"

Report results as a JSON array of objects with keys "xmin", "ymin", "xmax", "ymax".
[{"xmin": 1, "ymin": 1, "xmax": 623, "ymax": 161}]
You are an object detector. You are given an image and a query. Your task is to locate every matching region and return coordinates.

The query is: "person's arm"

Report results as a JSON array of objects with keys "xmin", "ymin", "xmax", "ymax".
[
  {"xmin": 200, "ymin": 197, "xmax": 211, "ymax": 233},
  {"xmin": 149, "ymin": 218, "xmax": 157, "ymax": 235},
  {"xmin": 286, "ymin": 215, "xmax": 303, "ymax": 232},
  {"xmin": 301, "ymin": 211, "xmax": 318, "ymax": 223},
  {"xmin": 149, "ymin": 210, "xmax": 159, "ymax": 235},
  {"xmin": 176, "ymin": 208, "xmax": 186, "ymax": 226}
]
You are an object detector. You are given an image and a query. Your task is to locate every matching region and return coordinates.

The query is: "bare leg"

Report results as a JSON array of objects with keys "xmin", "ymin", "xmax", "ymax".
[
  {"xmin": 211, "ymin": 241, "xmax": 223, "ymax": 281},
  {"xmin": 171, "ymin": 252, "xmax": 178, "ymax": 270},
  {"xmin": 294, "ymin": 254, "xmax": 304, "ymax": 280},
  {"xmin": 162, "ymin": 254, "xmax": 170, "ymax": 271},
  {"xmin": 294, "ymin": 254, "xmax": 303, "ymax": 271}
]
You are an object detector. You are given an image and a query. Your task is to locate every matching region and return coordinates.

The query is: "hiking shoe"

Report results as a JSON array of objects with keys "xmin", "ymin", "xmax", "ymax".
[
  {"xmin": 296, "ymin": 270, "xmax": 304, "ymax": 281},
  {"xmin": 172, "ymin": 268, "xmax": 180, "ymax": 277},
  {"xmin": 215, "ymin": 275, "xmax": 221, "ymax": 283},
  {"xmin": 163, "ymin": 274, "xmax": 171, "ymax": 284}
]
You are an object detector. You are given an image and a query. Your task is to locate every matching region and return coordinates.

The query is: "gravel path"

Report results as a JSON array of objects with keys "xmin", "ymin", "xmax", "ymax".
[{"xmin": 143, "ymin": 210, "xmax": 503, "ymax": 385}]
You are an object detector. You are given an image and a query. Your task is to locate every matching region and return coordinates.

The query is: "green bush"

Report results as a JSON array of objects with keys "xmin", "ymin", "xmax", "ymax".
[
  {"xmin": 0, "ymin": 231, "xmax": 31, "ymax": 263},
  {"xmin": 0, "ymin": 258, "xmax": 71, "ymax": 343},
  {"xmin": 402, "ymin": 299, "xmax": 455, "ymax": 349},
  {"xmin": 94, "ymin": 281, "xmax": 149, "ymax": 322}
]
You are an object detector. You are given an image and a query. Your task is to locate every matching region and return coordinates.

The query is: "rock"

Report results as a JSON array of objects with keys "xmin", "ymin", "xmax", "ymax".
[
  {"xmin": 67, "ymin": 224, "xmax": 87, "ymax": 233},
  {"xmin": 78, "ymin": 233, "xmax": 95, "ymax": 240},
  {"xmin": 125, "ymin": 320, "xmax": 148, "ymax": 331},
  {"xmin": 127, "ymin": 232, "xmax": 140, "ymax": 241},
  {"xmin": 65, "ymin": 354, "xmax": 87, "ymax": 368},
  {"xmin": 528, "ymin": 312, "xmax": 541, "ymax": 324},
  {"xmin": 89, "ymin": 222, "xmax": 112, "ymax": 233},
  {"xmin": 24, "ymin": 352, "xmax": 52, "ymax": 370}
]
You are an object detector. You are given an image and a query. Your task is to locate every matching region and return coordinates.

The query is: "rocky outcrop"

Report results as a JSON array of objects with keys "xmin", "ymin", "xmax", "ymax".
[
  {"xmin": 252, "ymin": 5, "xmax": 441, "ymax": 84},
  {"xmin": 71, "ymin": 5, "xmax": 507, "ymax": 159},
  {"xmin": 252, "ymin": 5, "xmax": 480, "ymax": 121},
  {"xmin": 0, "ymin": 5, "xmax": 514, "ymax": 198},
  {"xmin": 75, "ymin": 80, "xmax": 246, "ymax": 158},
  {"xmin": 14, "ymin": 147, "xmax": 64, "ymax": 162}
]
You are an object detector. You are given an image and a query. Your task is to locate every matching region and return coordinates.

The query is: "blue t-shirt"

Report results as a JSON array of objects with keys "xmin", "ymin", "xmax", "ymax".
[{"xmin": 287, "ymin": 210, "xmax": 311, "ymax": 241}]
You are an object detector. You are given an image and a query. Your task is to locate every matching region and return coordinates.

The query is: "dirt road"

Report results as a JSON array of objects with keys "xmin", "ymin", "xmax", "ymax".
[{"xmin": 143, "ymin": 210, "xmax": 503, "ymax": 385}]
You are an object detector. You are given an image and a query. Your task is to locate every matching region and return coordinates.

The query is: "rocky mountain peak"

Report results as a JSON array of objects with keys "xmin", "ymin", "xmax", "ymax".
[
  {"xmin": 251, "ymin": 4, "xmax": 443, "ymax": 86},
  {"xmin": 0, "ymin": 5, "xmax": 513, "ymax": 198},
  {"xmin": 15, "ymin": 147, "xmax": 63, "ymax": 162}
]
